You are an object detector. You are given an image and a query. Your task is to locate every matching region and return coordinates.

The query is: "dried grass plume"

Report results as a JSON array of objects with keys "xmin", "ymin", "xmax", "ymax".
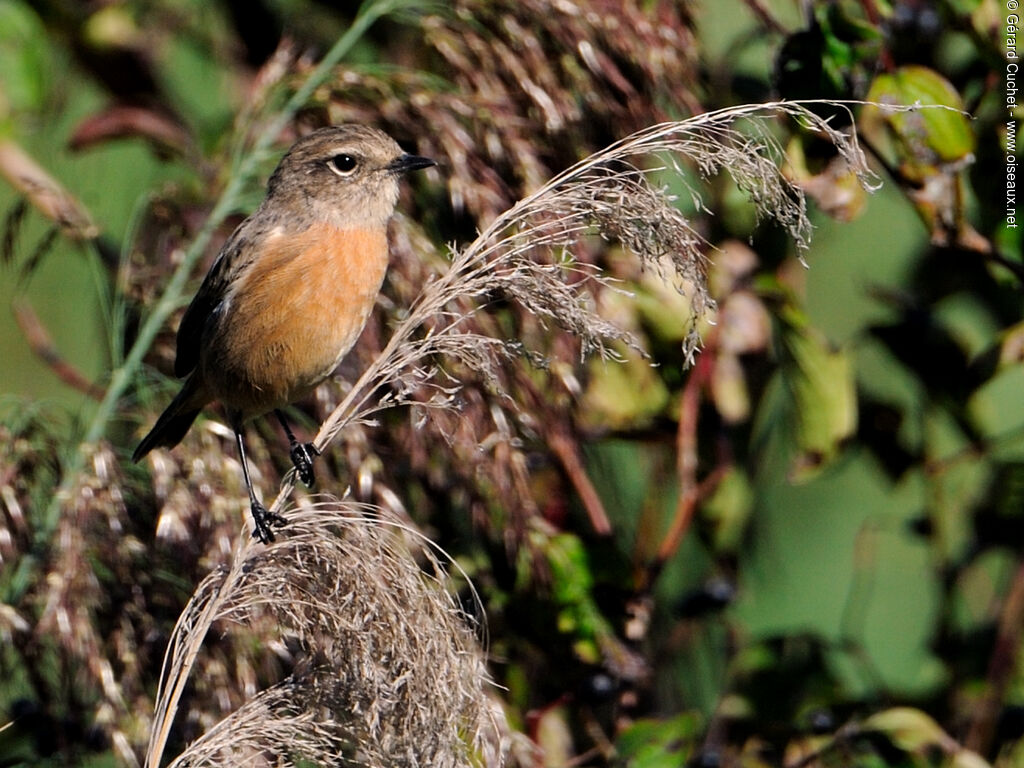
[
  {"xmin": 282, "ymin": 101, "xmax": 877, "ymax": 507},
  {"xmin": 148, "ymin": 500, "xmax": 497, "ymax": 768}
]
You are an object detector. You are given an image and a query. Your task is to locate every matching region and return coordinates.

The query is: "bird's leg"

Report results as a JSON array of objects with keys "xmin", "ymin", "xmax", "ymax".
[
  {"xmin": 234, "ymin": 426, "xmax": 286, "ymax": 543},
  {"xmin": 275, "ymin": 409, "xmax": 319, "ymax": 487}
]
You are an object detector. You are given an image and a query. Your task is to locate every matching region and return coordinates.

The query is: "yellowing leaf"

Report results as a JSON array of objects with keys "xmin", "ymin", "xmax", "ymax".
[
  {"xmin": 862, "ymin": 65, "xmax": 974, "ymax": 181},
  {"xmin": 951, "ymin": 747, "xmax": 994, "ymax": 768},
  {"xmin": 779, "ymin": 308, "xmax": 857, "ymax": 480},
  {"xmin": 861, "ymin": 68, "xmax": 988, "ymax": 250},
  {"xmin": 862, "ymin": 707, "xmax": 957, "ymax": 754},
  {"xmin": 535, "ymin": 705, "xmax": 575, "ymax": 767},
  {"xmin": 711, "ymin": 351, "xmax": 750, "ymax": 424},
  {"xmin": 581, "ymin": 353, "xmax": 670, "ymax": 430},
  {"xmin": 786, "ymin": 136, "xmax": 869, "ymax": 222}
]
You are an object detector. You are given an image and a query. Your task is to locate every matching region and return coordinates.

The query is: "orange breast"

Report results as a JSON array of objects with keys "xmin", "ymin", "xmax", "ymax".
[{"xmin": 201, "ymin": 222, "xmax": 390, "ymax": 417}]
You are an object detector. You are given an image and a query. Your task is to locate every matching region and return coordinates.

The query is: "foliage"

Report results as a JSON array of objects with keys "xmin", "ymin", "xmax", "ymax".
[{"xmin": 0, "ymin": 0, "xmax": 1020, "ymax": 766}]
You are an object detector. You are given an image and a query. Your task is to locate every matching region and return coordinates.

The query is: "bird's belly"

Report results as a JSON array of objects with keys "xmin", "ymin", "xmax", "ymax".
[{"xmin": 200, "ymin": 225, "xmax": 389, "ymax": 418}]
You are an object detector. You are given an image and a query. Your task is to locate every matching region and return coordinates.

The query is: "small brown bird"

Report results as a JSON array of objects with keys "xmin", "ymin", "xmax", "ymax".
[{"xmin": 133, "ymin": 125, "xmax": 434, "ymax": 543}]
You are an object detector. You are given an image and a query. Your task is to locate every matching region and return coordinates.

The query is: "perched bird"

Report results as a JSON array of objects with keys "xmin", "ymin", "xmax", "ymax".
[{"xmin": 133, "ymin": 125, "xmax": 434, "ymax": 542}]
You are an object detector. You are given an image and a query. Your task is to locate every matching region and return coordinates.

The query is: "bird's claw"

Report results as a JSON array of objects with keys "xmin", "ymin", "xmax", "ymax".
[
  {"xmin": 250, "ymin": 501, "xmax": 287, "ymax": 543},
  {"xmin": 290, "ymin": 441, "xmax": 320, "ymax": 487}
]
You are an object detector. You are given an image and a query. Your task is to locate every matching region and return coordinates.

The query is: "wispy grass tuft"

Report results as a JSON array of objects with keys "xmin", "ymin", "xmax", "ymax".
[
  {"xmin": 148, "ymin": 501, "xmax": 496, "ymax": 768},
  {"xmin": 269, "ymin": 101, "xmax": 877, "ymax": 512}
]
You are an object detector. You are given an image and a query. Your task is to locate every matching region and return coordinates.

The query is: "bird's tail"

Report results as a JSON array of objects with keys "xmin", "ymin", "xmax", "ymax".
[{"xmin": 132, "ymin": 376, "xmax": 206, "ymax": 462}]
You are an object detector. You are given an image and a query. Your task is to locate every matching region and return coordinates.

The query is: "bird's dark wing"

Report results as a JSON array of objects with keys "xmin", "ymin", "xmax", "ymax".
[{"xmin": 174, "ymin": 223, "xmax": 251, "ymax": 378}]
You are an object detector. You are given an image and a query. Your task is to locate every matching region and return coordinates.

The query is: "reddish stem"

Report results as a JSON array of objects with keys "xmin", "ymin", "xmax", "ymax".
[{"xmin": 13, "ymin": 300, "xmax": 104, "ymax": 400}]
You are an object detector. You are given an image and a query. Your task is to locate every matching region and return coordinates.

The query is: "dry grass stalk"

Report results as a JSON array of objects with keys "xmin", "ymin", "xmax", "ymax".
[
  {"xmin": 328, "ymin": 0, "xmax": 700, "ymax": 222},
  {"xmin": 0, "ymin": 138, "xmax": 99, "ymax": 240},
  {"xmin": 265, "ymin": 100, "xmax": 877, "ymax": 516},
  {"xmin": 147, "ymin": 500, "xmax": 494, "ymax": 768}
]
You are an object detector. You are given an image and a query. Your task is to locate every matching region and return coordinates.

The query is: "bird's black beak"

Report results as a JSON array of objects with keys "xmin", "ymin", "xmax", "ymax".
[{"xmin": 387, "ymin": 154, "xmax": 436, "ymax": 174}]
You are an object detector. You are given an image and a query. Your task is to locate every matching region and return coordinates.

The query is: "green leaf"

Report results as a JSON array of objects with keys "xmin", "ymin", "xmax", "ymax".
[
  {"xmin": 946, "ymin": 0, "xmax": 983, "ymax": 13},
  {"xmin": 861, "ymin": 66, "xmax": 975, "ymax": 181},
  {"xmin": 536, "ymin": 530, "xmax": 602, "ymax": 661},
  {"xmin": 700, "ymin": 466, "xmax": 755, "ymax": 552},
  {"xmin": 617, "ymin": 712, "xmax": 703, "ymax": 768},
  {"xmin": 536, "ymin": 530, "xmax": 638, "ymax": 666},
  {"xmin": 776, "ymin": 1, "xmax": 882, "ymax": 100},
  {"xmin": 545, "ymin": 531, "xmax": 594, "ymax": 606},
  {"xmin": 778, "ymin": 306, "xmax": 857, "ymax": 480},
  {"xmin": 0, "ymin": 0, "xmax": 51, "ymax": 122}
]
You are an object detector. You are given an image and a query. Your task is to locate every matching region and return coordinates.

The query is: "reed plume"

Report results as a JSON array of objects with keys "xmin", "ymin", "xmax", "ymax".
[
  {"xmin": 148, "ymin": 502, "xmax": 498, "ymax": 768},
  {"xmin": 273, "ymin": 101, "xmax": 876, "ymax": 509}
]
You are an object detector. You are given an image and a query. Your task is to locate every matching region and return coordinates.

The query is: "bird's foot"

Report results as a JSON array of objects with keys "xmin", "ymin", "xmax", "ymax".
[
  {"xmin": 290, "ymin": 441, "xmax": 320, "ymax": 487},
  {"xmin": 250, "ymin": 501, "xmax": 287, "ymax": 544}
]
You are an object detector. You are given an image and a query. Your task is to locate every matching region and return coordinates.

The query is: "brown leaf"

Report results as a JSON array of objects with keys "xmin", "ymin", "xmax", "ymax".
[{"xmin": 69, "ymin": 104, "xmax": 191, "ymax": 156}]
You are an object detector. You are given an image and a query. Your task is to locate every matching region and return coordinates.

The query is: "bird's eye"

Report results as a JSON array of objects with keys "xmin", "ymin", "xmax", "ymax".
[{"xmin": 327, "ymin": 154, "xmax": 358, "ymax": 176}]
